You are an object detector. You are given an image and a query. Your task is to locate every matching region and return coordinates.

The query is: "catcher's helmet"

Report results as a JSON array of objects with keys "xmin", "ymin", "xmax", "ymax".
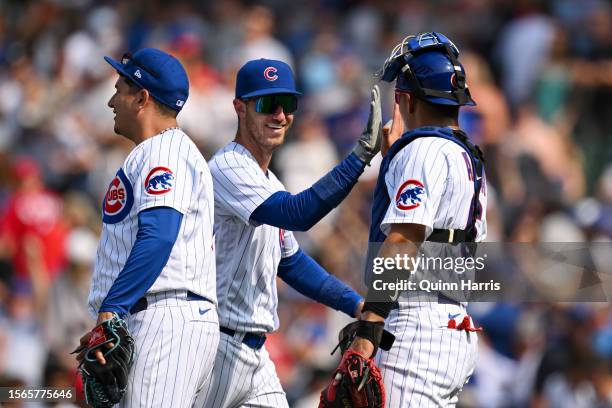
[{"xmin": 378, "ymin": 32, "xmax": 476, "ymax": 106}]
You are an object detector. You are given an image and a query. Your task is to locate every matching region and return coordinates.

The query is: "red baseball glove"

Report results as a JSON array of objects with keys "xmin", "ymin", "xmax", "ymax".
[
  {"xmin": 319, "ymin": 349, "xmax": 385, "ymax": 408},
  {"xmin": 319, "ymin": 321, "xmax": 394, "ymax": 408}
]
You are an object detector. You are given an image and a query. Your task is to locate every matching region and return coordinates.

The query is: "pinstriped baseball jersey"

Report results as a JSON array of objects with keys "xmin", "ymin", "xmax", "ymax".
[
  {"xmin": 375, "ymin": 135, "xmax": 487, "ymax": 407},
  {"xmin": 382, "ymin": 137, "xmax": 487, "ymax": 241},
  {"xmin": 209, "ymin": 142, "xmax": 299, "ymax": 333},
  {"xmin": 375, "ymin": 304, "xmax": 478, "ymax": 408},
  {"xmin": 88, "ymin": 128, "xmax": 216, "ymax": 316}
]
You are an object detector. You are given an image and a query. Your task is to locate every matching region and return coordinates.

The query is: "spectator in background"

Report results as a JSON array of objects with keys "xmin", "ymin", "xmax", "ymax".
[
  {"xmin": 511, "ymin": 104, "xmax": 586, "ymax": 205},
  {"xmin": 275, "ymin": 113, "xmax": 339, "ymax": 249},
  {"xmin": 235, "ymin": 6, "xmax": 294, "ymax": 67},
  {"xmin": 495, "ymin": 0, "xmax": 556, "ymax": 109},
  {"xmin": 45, "ymin": 227, "xmax": 96, "ymax": 371},
  {"xmin": 0, "ymin": 282, "xmax": 47, "ymax": 386},
  {"xmin": 172, "ymin": 33, "xmax": 236, "ymax": 156},
  {"xmin": 0, "ymin": 158, "xmax": 68, "ymax": 295},
  {"xmin": 0, "ymin": 376, "xmax": 26, "ymax": 408}
]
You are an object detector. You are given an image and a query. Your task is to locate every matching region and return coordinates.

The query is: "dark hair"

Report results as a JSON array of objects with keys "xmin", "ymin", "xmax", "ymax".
[
  {"xmin": 420, "ymin": 98, "xmax": 459, "ymax": 121},
  {"xmin": 120, "ymin": 74, "xmax": 141, "ymax": 93},
  {"xmin": 153, "ymin": 101, "xmax": 179, "ymax": 118},
  {"xmin": 119, "ymin": 74, "xmax": 178, "ymax": 118}
]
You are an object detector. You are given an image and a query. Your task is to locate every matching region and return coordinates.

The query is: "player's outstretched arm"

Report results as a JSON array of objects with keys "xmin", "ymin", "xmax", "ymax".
[
  {"xmin": 277, "ymin": 248, "xmax": 363, "ymax": 318},
  {"xmin": 249, "ymin": 86, "xmax": 382, "ymax": 232}
]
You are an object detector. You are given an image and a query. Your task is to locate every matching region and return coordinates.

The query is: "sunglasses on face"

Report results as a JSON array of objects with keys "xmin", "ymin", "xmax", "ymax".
[
  {"xmin": 249, "ymin": 94, "xmax": 298, "ymax": 114},
  {"xmin": 121, "ymin": 53, "xmax": 159, "ymax": 78}
]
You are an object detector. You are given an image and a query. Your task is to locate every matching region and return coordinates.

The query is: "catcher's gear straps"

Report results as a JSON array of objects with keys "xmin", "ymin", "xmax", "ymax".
[{"xmin": 368, "ymin": 126, "xmax": 485, "ymax": 244}]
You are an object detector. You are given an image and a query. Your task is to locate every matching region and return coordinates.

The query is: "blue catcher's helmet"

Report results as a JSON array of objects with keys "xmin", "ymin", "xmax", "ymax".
[{"xmin": 378, "ymin": 32, "xmax": 476, "ymax": 106}]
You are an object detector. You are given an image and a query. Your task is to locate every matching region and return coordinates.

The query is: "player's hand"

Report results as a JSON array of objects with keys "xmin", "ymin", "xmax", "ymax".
[
  {"xmin": 348, "ymin": 310, "xmax": 384, "ymax": 357},
  {"xmin": 77, "ymin": 316, "xmax": 135, "ymax": 407},
  {"xmin": 97, "ymin": 312, "xmax": 116, "ymax": 325},
  {"xmin": 352, "ymin": 85, "xmax": 382, "ymax": 164},
  {"xmin": 349, "ymin": 336, "xmax": 375, "ymax": 358},
  {"xmin": 73, "ymin": 312, "xmax": 117, "ymax": 365},
  {"xmin": 354, "ymin": 301, "xmax": 365, "ymax": 318},
  {"xmin": 73, "ymin": 331, "xmax": 92, "ymax": 362},
  {"xmin": 74, "ymin": 331, "xmax": 116, "ymax": 365},
  {"xmin": 381, "ymin": 101, "xmax": 404, "ymax": 156}
]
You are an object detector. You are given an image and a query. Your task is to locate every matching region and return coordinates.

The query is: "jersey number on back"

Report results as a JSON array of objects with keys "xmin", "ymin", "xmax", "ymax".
[{"xmin": 462, "ymin": 152, "xmax": 485, "ymax": 221}]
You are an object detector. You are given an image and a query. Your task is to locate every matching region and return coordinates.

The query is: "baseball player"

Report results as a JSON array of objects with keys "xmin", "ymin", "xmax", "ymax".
[
  {"xmin": 75, "ymin": 48, "xmax": 219, "ymax": 407},
  {"xmin": 320, "ymin": 32, "xmax": 487, "ymax": 407},
  {"xmin": 195, "ymin": 58, "xmax": 382, "ymax": 408}
]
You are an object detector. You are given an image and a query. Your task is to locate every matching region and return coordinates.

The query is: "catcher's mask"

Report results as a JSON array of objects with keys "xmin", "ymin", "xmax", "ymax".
[{"xmin": 378, "ymin": 32, "xmax": 476, "ymax": 106}]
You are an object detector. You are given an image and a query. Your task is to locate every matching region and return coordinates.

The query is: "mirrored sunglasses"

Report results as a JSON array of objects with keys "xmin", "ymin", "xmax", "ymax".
[{"xmin": 252, "ymin": 94, "xmax": 298, "ymax": 114}]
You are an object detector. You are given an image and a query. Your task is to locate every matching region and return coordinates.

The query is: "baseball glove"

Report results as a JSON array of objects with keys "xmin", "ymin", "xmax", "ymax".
[
  {"xmin": 319, "ymin": 349, "xmax": 385, "ymax": 408},
  {"xmin": 79, "ymin": 316, "xmax": 135, "ymax": 408},
  {"xmin": 352, "ymin": 85, "xmax": 382, "ymax": 165},
  {"xmin": 319, "ymin": 321, "xmax": 395, "ymax": 408}
]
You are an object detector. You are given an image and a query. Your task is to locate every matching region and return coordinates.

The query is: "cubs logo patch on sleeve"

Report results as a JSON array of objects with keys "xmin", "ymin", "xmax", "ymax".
[
  {"xmin": 103, "ymin": 168, "xmax": 134, "ymax": 224},
  {"xmin": 395, "ymin": 179, "xmax": 425, "ymax": 210},
  {"xmin": 145, "ymin": 166, "xmax": 174, "ymax": 195}
]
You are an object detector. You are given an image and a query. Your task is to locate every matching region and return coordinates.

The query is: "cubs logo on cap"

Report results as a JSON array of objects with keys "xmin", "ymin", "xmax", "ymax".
[
  {"xmin": 145, "ymin": 167, "xmax": 174, "ymax": 195},
  {"xmin": 395, "ymin": 179, "xmax": 425, "ymax": 210},
  {"xmin": 264, "ymin": 67, "xmax": 278, "ymax": 81},
  {"xmin": 103, "ymin": 168, "xmax": 134, "ymax": 224},
  {"xmin": 235, "ymin": 59, "xmax": 301, "ymax": 99}
]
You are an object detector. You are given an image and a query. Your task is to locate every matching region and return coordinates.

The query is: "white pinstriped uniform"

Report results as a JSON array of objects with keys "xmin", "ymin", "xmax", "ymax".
[
  {"xmin": 375, "ymin": 137, "xmax": 487, "ymax": 407},
  {"xmin": 87, "ymin": 129, "xmax": 219, "ymax": 408},
  {"xmin": 195, "ymin": 142, "xmax": 299, "ymax": 408}
]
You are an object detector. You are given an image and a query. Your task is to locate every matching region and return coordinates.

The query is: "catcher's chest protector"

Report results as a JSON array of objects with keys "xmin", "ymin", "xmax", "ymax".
[{"xmin": 368, "ymin": 126, "xmax": 484, "ymax": 244}]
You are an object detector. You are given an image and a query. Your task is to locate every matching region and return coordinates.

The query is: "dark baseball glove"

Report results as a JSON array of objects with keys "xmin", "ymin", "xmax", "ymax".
[
  {"xmin": 319, "ymin": 349, "xmax": 385, "ymax": 408},
  {"xmin": 319, "ymin": 321, "xmax": 395, "ymax": 408},
  {"xmin": 79, "ymin": 316, "xmax": 135, "ymax": 408}
]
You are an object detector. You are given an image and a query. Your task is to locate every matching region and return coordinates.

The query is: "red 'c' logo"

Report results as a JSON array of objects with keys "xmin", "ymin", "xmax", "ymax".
[
  {"xmin": 264, "ymin": 67, "xmax": 278, "ymax": 81},
  {"xmin": 105, "ymin": 177, "xmax": 126, "ymax": 215}
]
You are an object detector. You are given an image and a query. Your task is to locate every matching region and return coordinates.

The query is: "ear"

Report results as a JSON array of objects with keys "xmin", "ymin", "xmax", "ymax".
[
  {"xmin": 396, "ymin": 92, "xmax": 411, "ymax": 118},
  {"xmin": 233, "ymin": 98, "xmax": 247, "ymax": 119},
  {"xmin": 134, "ymin": 89, "xmax": 151, "ymax": 111}
]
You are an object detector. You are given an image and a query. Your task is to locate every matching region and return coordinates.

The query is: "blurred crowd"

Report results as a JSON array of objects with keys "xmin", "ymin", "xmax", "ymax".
[{"xmin": 0, "ymin": 0, "xmax": 611, "ymax": 407}]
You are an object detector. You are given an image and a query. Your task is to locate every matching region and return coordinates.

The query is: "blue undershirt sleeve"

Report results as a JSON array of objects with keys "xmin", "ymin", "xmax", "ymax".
[
  {"xmin": 250, "ymin": 152, "xmax": 365, "ymax": 231},
  {"xmin": 277, "ymin": 248, "xmax": 362, "ymax": 317},
  {"xmin": 99, "ymin": 207, "xmax": 183, "ymax": 317}
]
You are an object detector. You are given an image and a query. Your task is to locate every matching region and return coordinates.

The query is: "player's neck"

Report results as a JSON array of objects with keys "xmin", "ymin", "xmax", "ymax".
[
  {"xmin": 412, "ymin": 112, "xmax": 459, "ymax": 130},
  {"xmin": 234, "ymin": 135, "xmax": 273, "ymax": 172},
  {"xmin": 132, "ymin": 118, "xmax": 179, "ymax": 144}
]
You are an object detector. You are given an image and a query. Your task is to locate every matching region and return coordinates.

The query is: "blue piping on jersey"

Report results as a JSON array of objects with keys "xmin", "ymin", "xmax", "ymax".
[
  {"xmin": 278, "ymin": 248, "xmax": 362, "ymax": 317},
  {"xmin": 99, "ymin": 207, "xmax": 183, "ymax": 316}
]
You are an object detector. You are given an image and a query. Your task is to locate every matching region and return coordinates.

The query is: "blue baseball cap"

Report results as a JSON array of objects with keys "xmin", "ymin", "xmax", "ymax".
[
  {"xmin": 104, "ymin": 48, "xmax": 189, "ymax": 112},
  {"xmin": 235, "ymin": 59, "xmax": 301, "ymax": 99}
]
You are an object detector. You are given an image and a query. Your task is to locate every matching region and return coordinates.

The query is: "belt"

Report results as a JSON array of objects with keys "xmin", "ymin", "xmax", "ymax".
[
  {"xmin": 391, "ymin": 292, "xmax": 461, "ymax": 310},
  {"xmin": 130, "ymin": 291, "xmax": 209, "ymax": 314},
  {"xmin": 428, "ymin": 228, "xmax": 468, "ymax": 243},
  {"xmin": 220, "ymin": 326, "xmax": 267, "ymax": 350}
]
